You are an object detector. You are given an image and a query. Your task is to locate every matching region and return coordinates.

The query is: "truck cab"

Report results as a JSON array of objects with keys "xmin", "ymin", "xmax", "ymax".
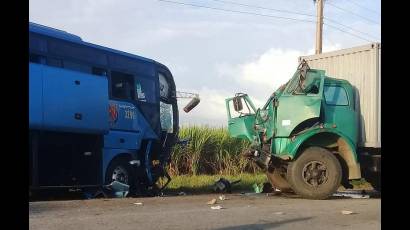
[{"xmin": 225, "ymin": 61, "xmax": 365, "ymax": 199}]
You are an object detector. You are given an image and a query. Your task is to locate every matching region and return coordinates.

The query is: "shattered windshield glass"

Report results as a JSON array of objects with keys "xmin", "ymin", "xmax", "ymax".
[{"xmin": 160, "ymin": 102, "xmax": 173, "ymax": 133}]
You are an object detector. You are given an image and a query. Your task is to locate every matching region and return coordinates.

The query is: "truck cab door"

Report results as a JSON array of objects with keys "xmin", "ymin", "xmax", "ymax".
[
  {"xmin": 226, "ymin": 95, "xmax": 258, "ymax": 142},
  {"xmin": 275, "ymin": 71, "xmax": 325, "ymax": 137}
]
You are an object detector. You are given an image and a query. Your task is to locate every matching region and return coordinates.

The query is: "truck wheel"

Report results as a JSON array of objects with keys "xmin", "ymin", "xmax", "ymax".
[
  {"xmin": 287, "ymin": 147, "xmax": 342, "ymax": 199},
  {"xmin": 105, "ymin": 158, "xmax": 135, "ymax": 190},
  {"xmin": 266, "ymin": 168, "xmax": 292, "ymax": 192}
]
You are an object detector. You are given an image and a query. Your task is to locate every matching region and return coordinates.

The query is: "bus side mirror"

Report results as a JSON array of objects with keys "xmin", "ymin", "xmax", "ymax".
[
  {"xmin": 233, "ymin": 97, "xmax": 243, "ymax": 112},
  {"xmin": 183, "ymin": 96, "xmax": 200, "ymax": 113}
]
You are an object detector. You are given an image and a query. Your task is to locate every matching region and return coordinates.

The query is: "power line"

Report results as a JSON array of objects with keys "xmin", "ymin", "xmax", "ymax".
[
  {"xmin": 209, "ymin": 0, "xmax": 380, "ymax": 41},
  {"xmin": 326, "ymin": 1, "xmax": 380, "ymax": 25},
  {"xmin": 324, "ymin": 23, "xmax": 372, "ymax": 42},
  {"xmin": 157, "ymin": 0, "xmax": 316, "ymax": 23},
  {"xmin": 210, "ymin": 0, "xmax": 316, "ymax": 18},
  {"xmin": 345, "ymin": 0, "xmax": 381, "ymax": 16},
  {"xmin": 157, "ymin": 0, "xmax": 373, "ymax": 42},
  {"xmin": 324, "ymin": 18, "xmax": 380, "ymax": 41}
]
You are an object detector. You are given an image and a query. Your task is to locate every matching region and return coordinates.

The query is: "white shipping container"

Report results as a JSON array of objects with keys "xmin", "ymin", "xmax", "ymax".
[{"xmin": 299, "ymin": 43, "xmax": 381, "ymax": 148}]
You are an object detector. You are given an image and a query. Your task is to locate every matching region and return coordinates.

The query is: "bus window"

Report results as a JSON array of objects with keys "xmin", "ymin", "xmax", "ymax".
[
  {"xmin": 160, "ymin": 102, "xmax": 173, "ymax": 133},
  {"xmin": 111, "ymin": 71, "xmax": 135, "ymax": 100},
  {"xmin": 92, "ymin": 67, "xmax": 108, "ymax": 76},
  {"xmin": 135, "ymin": 77, "xmax": 156, "ymax": 103},
  {"xmin": 29, "ymin": 53, "xmax": 46, "ymax": 64},
  {"xmin": 63, "ymin": 60, "xmax": 91, "ymax": 74},
  {"xmin": 47, "ymin": 57, "xmax": 63, "ymax": 68},
  {"xmin": 159, "ymin": 72, "xmax": 170, "ymax": 99}
]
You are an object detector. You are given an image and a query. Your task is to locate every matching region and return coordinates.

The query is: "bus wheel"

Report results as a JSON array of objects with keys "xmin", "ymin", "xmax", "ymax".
[
  {"xmin": 287, "ymin": 147, "xmax": 342, "ymax": 200},
  {"xmin": 105, "ymin": 158, "xmax": 135, "ymax": 192}
]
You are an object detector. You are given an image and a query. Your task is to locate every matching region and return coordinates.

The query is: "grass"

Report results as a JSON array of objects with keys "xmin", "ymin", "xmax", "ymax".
[
  {"xmin": 162, "ymin": 173, "xmax": 373, "ymax": 195},
  {"xmin": 165, "ymin": 126, "xmax": 374, "ymax": 193},
  {"xmin": 168, "ymin": 126, "xmax": 259, "ymax": 176},
  {"xmin": 163, "ymin": 173, "xmax": 267, "ymax": 194}
]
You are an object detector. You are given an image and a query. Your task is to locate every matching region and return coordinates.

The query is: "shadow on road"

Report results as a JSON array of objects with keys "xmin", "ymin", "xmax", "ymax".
[{"xmin": 213, "ymin": 217, "xmax": 313, "ymax": 230}]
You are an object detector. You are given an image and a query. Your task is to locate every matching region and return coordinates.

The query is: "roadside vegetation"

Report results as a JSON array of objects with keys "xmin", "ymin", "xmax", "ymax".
[
  {"xmin": 166, "ymin": 126, "xmax": 371, "ymax": 193},
  {"xmin": 168, "ymin": 126, "xmax": 259, "ymax": 176}
]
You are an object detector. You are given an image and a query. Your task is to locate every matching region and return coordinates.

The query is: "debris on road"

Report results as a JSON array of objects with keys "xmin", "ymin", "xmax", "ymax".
[
  {"xmin": 262, "ymin": 182, "xmax": 274, "ymax": 193},
  {"xmin": 211, "ymin": 205, "xmax": 224, "ymax": 210},
  {"xmin": 178, "ymin": 192, "xmax": 187, "ymax": 196},
  {"xmin": 212, "ymin": 178, "xmax": 241, "ymax": 193},
  {"xmin": 219, "ymin": 195, "xmax": 227, "ymax": 201},
  {"xmin": 274, "ymin": 212, "xmax": 285, "ymax": 215},
  {"xmin": 133, "ymin": 202, "xmax": 143, "ymax": 206},
  {"xmin": 207, "ymin": 198, "xmax": 217, "ymax": 205},
  {"xmin": 104, "ymin": 181, "xmax": 129, "ymax": 198},
  {"xmin": 341, "ymin": 210, "xmax": 355, "ymax": 215},
  {"xmin": 252, "ymin": 183, "xmax": 263, "ymax": 193},
  {"xmin": 333, "ymin": 190, "xmax": 370, "ymax": 199}
]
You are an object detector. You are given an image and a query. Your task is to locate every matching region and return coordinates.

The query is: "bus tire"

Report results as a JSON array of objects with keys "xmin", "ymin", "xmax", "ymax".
[{"xmin": 105, "ymin": 157, "xmax": 135, "ymax": 194}]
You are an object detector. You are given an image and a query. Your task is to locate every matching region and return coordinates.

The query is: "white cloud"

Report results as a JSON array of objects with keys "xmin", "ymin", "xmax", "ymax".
[
  {"xmin": 179, "ymin": 43, "xmax": 342, "ymax": 126},
  {"xmin": 29, "ymin": 0, "xmax": 379, "ymax": 127},
  {"xmin": 240, "ymin": 48, "xmax": 302, "ymax": 91}
]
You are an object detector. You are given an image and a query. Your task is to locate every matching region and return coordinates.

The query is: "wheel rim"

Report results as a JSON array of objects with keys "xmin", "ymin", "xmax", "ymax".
[
  {"xmin": 111, "ymin": 166, "xmax": 129, "ymax": 185},
  {"xmin": 302, "ymin": 161, "xmax": 328, "ymax": 188}
]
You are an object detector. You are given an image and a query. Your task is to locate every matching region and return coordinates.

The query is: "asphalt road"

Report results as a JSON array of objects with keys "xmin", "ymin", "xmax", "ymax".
[{"xmin": 29, "ymin": 193, "xmax": 380, "ymax": 230}]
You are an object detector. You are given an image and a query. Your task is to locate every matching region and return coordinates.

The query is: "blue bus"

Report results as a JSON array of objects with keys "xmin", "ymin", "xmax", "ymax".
[{"xmin": 29, "ymin": 22, "xmax": 179, "ymax": 195}]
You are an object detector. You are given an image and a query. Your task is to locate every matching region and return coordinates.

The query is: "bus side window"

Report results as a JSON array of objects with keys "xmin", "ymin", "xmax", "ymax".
[
  {"xmin": 29, "ymin": 53, "xmax": 46, "ymax": 64},
  {"xmin": 92, "ymin": 67, "xmax": 108, "ymax": 76},
  {"xmin": 47, "ymin": 57, "xmax": 63, "ymax": 68},
  {"xmin": 63, "ymin": 60, "xmax": 91, "ymax": 74},
  {"xmin": 111, "ymin": 71, "xmax": 135, "ymax": 100}
]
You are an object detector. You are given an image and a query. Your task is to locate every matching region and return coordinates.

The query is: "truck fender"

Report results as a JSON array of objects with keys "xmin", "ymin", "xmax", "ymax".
[{"xmin": 285, "ymin": 128, "xmax": 361, "ymax": 180}]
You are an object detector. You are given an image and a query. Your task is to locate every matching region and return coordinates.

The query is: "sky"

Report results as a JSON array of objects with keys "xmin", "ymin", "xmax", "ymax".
[{"xmin": 29, "ymin": 0, "xmax": 381, "ymax": 127}]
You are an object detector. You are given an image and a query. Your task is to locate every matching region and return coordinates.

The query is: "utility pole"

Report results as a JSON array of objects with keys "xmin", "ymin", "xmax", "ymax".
[{"xmin": 315, "ymin": 0, "xmax": 324, "ymax": 54}]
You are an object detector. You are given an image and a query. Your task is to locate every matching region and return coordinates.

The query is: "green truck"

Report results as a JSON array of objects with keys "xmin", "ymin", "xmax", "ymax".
[{"xmin": 225, "ymin": 43, "xmax": 380, "ymax": 199}]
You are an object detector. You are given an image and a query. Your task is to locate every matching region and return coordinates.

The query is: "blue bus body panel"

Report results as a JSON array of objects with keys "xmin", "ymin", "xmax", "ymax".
[
  {"xmin": 31, "ymin": 63, "xmax": 110, "ymax": 134},
  {"xmin": 104, "ymin": 130, "xmax": 143, "ymax": 150},
  {"xmin": 29, "ymin": 64, "xmax": 44, "ymax": 129},
  {"xmin": 108, "ymin": 100, "xmax": 158, "ymax": 139},
  {"xmin": 29, "ymin": 22, "xmax": 82, "ymax": 42},
  {"xmin": 29, "ymin": 22, "xmax": 155, "ymax": 69}
]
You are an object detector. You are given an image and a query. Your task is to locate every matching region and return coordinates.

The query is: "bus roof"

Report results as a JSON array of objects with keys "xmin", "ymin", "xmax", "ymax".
[{"xmin": 29, "ymin": 22, "xmax": 155, "ymax": 64}]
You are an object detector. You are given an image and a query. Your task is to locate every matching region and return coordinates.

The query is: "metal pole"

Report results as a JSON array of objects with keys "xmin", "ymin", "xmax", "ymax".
[{"xmin": 315, "ymin": 0, "xmax": 324, "ymax": 54}]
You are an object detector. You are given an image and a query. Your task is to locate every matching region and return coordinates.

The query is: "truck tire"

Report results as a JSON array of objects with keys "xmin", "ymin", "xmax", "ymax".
[
  {"xmin": 105, "ymin": 158, "xmax": 135, "ymax": 192},
  {"xmin": 286, "ymin": 147, "xmax": 342, "ymax": 199},
  {"xmin": 266, "ymin": 168, "xmax": 292, "ymax": 192}
]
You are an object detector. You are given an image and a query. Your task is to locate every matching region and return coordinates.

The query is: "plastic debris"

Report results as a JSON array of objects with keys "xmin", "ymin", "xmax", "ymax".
[
  {"xmin": 219, "ymin": 195, "xmax": 227, "ymax": 201},
  {"xmin": 133, "ymin": 202, "xmax": 143, "ymax": 206},
  {"xmin": 341, "ymin": 210, "xmax": 355, "ymax": 215},
  {"xmin": 103, "ymin": 181, "xmax": 129, "ymax": 198},
  {"xmin": 252, "ymin": 183, "xmax": 263, "ymax": 193},
  {"xmin": 207, "ymin": 198, "xmax": 217, "ymax": 205},
  {"xmin": 212, "ymin": 178, "xmax": 241, "ymax": 193},
  {"xmin": 211, "ymin": 205, "xmax": 224, "ymax": 210},
  {"xmin": 333, "ymin": 191, "xmax": 370, "ymax": 199}
]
